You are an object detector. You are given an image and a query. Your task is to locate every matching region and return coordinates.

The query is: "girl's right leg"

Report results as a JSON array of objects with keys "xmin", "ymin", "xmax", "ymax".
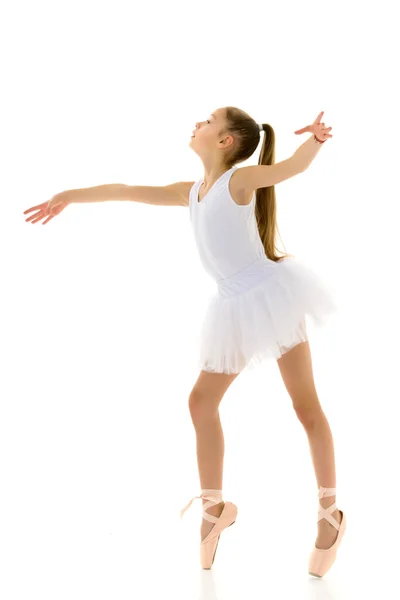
[{"xmin": 188, "ymin": 369, "xmax": 241, "ymax": 541}]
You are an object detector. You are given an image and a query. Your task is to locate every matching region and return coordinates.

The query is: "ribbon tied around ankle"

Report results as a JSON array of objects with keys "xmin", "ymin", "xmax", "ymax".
[{"xmin": 180, "ymin": 489, "xmax": 223, "ymax": 520}]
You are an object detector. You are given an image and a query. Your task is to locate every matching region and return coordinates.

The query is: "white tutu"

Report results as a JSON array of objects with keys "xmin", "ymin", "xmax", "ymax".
[{"xmin": 197, "ymin": 256, "xmax": 338, "ymax": 374}]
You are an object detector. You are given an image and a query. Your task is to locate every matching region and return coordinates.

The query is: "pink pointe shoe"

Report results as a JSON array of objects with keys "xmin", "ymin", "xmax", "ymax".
[
  {"xmin": 308, "ymin": 486, "xmax": 347, "ymax": 578},
  {"xmin": 180, "ymin": 489, "xmax": 238, "ymax": 569}
]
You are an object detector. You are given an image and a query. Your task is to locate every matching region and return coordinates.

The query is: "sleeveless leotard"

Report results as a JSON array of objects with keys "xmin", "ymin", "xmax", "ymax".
[{"xmin": 188, "ymin": 166, "xmax": 338, "ymax": 374}]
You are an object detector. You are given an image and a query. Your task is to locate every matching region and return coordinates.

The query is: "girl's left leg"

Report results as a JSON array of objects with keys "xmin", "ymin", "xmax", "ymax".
[{"xmin": 277, "ymin": 339, "xmax": 343, "ymax": 550}]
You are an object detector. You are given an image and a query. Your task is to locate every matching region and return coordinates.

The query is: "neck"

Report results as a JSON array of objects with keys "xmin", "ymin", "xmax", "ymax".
[{"xmin": 201, "ymin": 165, "xmax": 232, "ymax": 189}]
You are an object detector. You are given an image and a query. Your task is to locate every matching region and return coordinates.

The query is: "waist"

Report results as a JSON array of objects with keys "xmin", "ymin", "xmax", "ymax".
[{"xmin": 216, "ymin": 256, "xmax": 277, "ymax": 298}]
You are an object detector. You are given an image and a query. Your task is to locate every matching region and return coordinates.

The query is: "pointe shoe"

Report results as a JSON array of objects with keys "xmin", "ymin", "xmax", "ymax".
[
  {"xmin": 180, "ymin": 489, "xmax": 238, "ymax": 569},
  {"xmin": 308, "ymin": 486, "xmax": 347, "ymax": 578}
]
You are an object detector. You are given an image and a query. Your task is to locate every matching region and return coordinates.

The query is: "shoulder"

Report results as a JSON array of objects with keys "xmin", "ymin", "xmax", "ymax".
[
  {"xmin": 161, "ymin": 181, "xmax": 197, "ymax": 207},
  {"xmin": 175, "ymin": 181, "xmax": 197, "ymax": 207},
  {"xmin": 229, "ymin": 168, "xmax": 254, "ymax": 206}
]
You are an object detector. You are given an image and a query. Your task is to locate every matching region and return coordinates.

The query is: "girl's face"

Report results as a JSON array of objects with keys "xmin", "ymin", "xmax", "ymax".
[{"xmin": 190, "ymin": 109, "xmax": 224, "ymax": 152}]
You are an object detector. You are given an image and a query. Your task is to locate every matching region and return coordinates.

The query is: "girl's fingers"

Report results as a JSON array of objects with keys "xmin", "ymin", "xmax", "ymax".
[
  {"xmin": 25, "ymin": 212, "xmax": 40, "ymax": 222},
  {"xmin": 23, "ymin": 203, "xmax": 46, "ymax": 214},
  {"xmin": 294, "ymin": 127, "xmax": 308, "ymax": 134},
  {"xmin": 26, "ymin": 210, "xmax": 46, "ymax": 223},
  {"xmin": 314, "ymin": 111, "xmax": 324, "ymax": 124}
]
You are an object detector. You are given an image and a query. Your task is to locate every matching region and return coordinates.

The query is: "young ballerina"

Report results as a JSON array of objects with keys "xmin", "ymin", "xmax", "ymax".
[{"xmin": 23, "ymin": 106, "xmax": 346, "ymax": 577}]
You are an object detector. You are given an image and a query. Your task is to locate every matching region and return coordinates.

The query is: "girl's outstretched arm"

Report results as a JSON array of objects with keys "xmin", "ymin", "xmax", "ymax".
[
  {"xmin": 23, "ymin": 181, "xmax": 195, "ymax": 225},
  {"xmin": 64, "ymin": 181, "xmax": 195, "ymax": 207},
  {"xmin": 234, "ymin": 134, "xmax": 326, "ymax": 195},
  {"xmin": 235, "ymin": 110, "xmax": 332, "ymax": 194}
]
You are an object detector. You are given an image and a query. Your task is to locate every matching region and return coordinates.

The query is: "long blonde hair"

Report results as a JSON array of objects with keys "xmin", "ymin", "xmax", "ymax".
[{"xmin": 222, "ymin": 106, "xmax": 293, "ymax": 262}]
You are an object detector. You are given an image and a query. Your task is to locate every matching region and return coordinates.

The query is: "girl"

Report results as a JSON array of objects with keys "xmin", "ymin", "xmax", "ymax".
[{"xmin": 23, "ymin": 106, "xmax": 346, "ymax": 577}]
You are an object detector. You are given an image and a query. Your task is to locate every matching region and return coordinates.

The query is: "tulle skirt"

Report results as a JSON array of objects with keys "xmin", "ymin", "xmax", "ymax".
[{"xmin": 197, "ymin": 255, "xmax": 339, "ymax": 374}]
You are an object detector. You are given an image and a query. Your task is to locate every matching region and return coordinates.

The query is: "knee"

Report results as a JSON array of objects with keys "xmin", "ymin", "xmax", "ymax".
[
  {"xmin": 293, "ymin": 399, "xmax": 323, "ymax": 430},
  {"xmin": 188, "ymin": 390, "xmax": 219, "ymax": 425}
]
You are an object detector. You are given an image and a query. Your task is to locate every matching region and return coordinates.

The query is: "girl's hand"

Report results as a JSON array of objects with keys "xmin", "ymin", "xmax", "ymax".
[
  {"xmin": 23, "ymin": 192, "xmax": 69, "ymax": 225},
  {"xmin": 294, "ymin": 111, "xmax": 333, "ymax": 142}
]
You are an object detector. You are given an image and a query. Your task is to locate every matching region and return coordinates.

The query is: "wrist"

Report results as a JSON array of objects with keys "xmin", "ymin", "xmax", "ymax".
[
  {"xmin": 314, "ymin": 134, "xmax": 326, "ymax": 145},
  {"xmin": 62, "ymin": 190, "xmax": 79, "ymax": 204}
]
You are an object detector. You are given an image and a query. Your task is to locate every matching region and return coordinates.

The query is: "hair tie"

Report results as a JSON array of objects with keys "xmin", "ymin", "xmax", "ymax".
[{"xmin": 258, "ymin": 123, "xmax": 263, "ymax": 132}]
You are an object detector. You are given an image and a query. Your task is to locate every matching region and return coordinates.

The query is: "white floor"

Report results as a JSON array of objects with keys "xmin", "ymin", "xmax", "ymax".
[{"xmin": 1, "ymin": 489, "xmax": 394, "ymax": 600}]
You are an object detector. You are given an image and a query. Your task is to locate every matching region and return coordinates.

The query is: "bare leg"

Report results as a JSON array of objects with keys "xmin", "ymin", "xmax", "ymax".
[
  {"xmin": 189, "ymin": 369, "xmax": 240, "ymax": 541},
  {"xmin": 277, "ymin": 340, "xmax": 343, "ymax": 549}
]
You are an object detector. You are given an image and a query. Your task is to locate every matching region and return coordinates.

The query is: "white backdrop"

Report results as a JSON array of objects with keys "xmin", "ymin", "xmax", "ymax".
[{"xmin": 1, "ymin": 0, "xmax": 399, "ymax": 598}]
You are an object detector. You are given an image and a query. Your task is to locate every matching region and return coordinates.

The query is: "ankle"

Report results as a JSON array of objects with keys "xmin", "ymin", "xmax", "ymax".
[
  {"xmin": 200, "ymin": 489, "xmax": 223, "ymax": 505},
  {"xmin": 317, "ymin": 486, "xmax": 337, "ymax": 508},
  {"xmin": 319, "ymin": 496, "xmax": 336, "ymax": 509},
  {"xmin": 203, "ymin": 501, "xmax": 224, "ymax": 510}
]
